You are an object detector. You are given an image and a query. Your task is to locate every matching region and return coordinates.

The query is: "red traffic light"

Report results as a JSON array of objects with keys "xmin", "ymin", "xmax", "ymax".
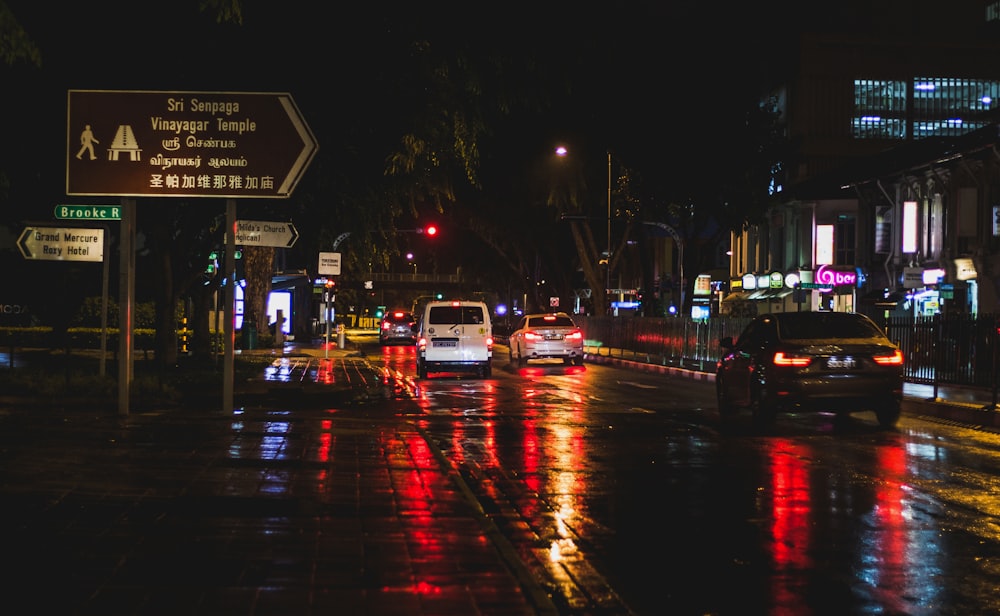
[
  {"xmin": 324, "ymin": 278, "xmax": 336, "ymax": 288},
  {"xmin": 421, "ymin": 224, "xmax": 438, "ymax": 237}
]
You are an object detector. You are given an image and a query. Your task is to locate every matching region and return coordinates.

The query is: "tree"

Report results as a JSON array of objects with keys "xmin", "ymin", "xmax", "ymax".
[{"xmin": 241, "ymin": 245, "xmax": 273, "ymax": 341}]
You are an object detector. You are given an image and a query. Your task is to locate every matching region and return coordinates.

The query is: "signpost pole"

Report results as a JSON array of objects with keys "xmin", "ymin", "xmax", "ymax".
[
  {"xmin": 100, "ymin": 225, "xmax": 110, "ymax": 377},
  {"xmin": 117, "ymin": 198, "xmax": 135, "ymax": 417},
  {"xmin": 223, "ymin": 199, "xmax": 236, "ymax": 413}
]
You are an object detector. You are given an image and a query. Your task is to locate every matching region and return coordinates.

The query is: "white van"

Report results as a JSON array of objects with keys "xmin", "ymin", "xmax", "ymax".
[{"xmin": 417, "ymin": 300, "xmax": 493, "ymax": 379}]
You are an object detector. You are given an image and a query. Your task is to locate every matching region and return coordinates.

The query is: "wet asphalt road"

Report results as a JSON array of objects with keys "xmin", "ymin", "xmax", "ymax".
[{"xmin": 3, "ymin": 333, "xmax": 1000, "ymax": 614}]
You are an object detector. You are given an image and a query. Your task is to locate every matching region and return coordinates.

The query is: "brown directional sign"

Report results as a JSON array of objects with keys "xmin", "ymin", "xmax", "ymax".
[{"xmin": 66, "ymin": 90, "xmax": 318, "ymax": 199}]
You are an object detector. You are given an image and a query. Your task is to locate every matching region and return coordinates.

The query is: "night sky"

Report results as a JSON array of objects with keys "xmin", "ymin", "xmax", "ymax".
[{"xmin": 1, "ymin": 1, "xmax": 811, "ymax": 211}]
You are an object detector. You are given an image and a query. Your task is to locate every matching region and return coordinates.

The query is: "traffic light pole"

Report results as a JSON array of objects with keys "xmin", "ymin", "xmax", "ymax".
[
  {"xmin": 223, "ymin": 199, "xmax": 236, "ymax": 413},
  {"xmin": 324, "ymin": 281, "xmax": 336, "ymax": 359}
]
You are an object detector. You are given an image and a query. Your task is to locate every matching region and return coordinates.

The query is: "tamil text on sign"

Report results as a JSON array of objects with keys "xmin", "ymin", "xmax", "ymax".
[{"xmin": 66, "ymin": 90, "xmax": 318, "ymax": 199}]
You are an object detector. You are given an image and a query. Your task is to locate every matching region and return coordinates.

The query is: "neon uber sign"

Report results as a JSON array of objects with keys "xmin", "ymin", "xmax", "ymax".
[{"xmin": 815, "ymin": 265, "xmax": 857, "ymax": 287}]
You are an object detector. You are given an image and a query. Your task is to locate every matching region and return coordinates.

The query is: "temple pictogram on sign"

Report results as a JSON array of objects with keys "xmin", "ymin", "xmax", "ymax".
[
  {"xmin": 108, "ymin": 125, "xmax": 141, "ymax": 161},
  {"xmin": 66, "ymin": 90, "xmax": 318, "ymax": 199}
]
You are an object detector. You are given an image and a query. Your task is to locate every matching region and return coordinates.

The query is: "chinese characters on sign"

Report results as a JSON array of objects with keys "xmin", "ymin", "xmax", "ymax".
[{"xmin": 66, "ymin": 90, "xmax": 318, "ymax": 199}]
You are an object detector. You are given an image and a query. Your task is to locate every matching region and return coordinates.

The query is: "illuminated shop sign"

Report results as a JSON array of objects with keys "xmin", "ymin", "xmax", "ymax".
[
  {"xmin": 954, "ymin": 258, "xmax": 977, "ymax": 281},
  {"xmin": 903, "ymin": 201, "xmax": 918, "ymax": 253},
  {"xmin": 815, "ymin": 265, "xmax": 857, "ymax": 287},
  {"xmin": 694, "ymin": 274, "xmax": 712, "ymax": 296},
  {"xmin": 923, "ymin": 268, "xmax": 945, "ymax": 285}
]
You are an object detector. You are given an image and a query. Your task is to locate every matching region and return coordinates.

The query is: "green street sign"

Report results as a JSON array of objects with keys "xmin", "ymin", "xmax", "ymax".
[
  {"xmin": 54, "ymin": 204, "xmax": 121, "ymax": 220},
  {"xmin": 798, "ymin": 282, "xmax": 833, "ymax": 289}
]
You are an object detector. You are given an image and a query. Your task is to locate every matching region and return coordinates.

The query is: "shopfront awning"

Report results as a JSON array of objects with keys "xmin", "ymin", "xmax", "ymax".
[
  {"xmin": 722, "ymin": 291, "xmax": 751, "ymax": 302},
  {"xmin": 861, "ymin": 290, "xmax": 905, "ymax": 307},
  {"xmin": 746, "ymin": 288, "xmax": 792, "ymax": 300}
]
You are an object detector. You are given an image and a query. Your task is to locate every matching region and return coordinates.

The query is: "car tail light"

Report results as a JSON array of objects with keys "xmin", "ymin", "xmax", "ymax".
[
  {"xmin": 487, "ymin": 336, "xmax": 494, "ymax": 350},
  {"xmin": 382, "ymin": 321, "xmax": 391, "ymax": 330},
  {"xmin": 566, "ymin": 330, "xmax": 583, "ymax": 341},
  {"xmin": 524, "ymin": 331, "xmax": 540, "ymax": 341},
  {"xmin": 873, "ymin": 349, "xmax": 904, "ymax": 366},
  {"xmin": 772, "ymin": 352, "xmax": 812, "ymax": 367}
]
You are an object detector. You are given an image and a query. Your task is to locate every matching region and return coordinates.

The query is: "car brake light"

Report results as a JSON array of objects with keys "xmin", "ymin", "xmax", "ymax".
[
  {"xmin": 487, "ymin": 336, "xmax": 494, "ymax": 349},
  {"xmin": 566, "ymin": 330, "xmax": 583, "ymax": 341},
  {"xmin": 873, "ymin": 350, "xmax": 904, "ymax": 365},
  {"xmin": 772, "ymin": 352, "xmax": 811, "ymax": 367},
  {"xmin": 524, "ymin": 332, "xmax": 540, "ymax": 340},
  {"xmin": 382, "ymin": 321, "xmax": 390, "ymax": 330}
]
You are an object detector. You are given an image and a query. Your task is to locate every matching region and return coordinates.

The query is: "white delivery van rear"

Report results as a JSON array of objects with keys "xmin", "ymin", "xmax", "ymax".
[{"xmin": 417, "ymin": 300, "xmax": 493, "ymax": 379}]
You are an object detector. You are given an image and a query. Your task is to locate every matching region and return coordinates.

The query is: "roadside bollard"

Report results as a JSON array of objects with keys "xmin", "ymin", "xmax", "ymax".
[
  {"xmin": 178, "ymin": 317, "xmax": 189, "ymax": 354},
  {"xmin": 337, "ymin": 323, "xmax": 346, "ymax": 349}
]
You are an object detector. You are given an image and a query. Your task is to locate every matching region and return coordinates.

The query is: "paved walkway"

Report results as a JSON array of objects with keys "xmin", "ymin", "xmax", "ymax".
[{"xmin": 1, "ymin": 337, "xmax": 560, "ymax": 615}]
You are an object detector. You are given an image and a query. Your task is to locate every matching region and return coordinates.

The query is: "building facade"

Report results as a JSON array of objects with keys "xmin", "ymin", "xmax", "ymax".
[{"xmin": 726, "ymin": 3, "xmax": 1000, "ymax": 320}]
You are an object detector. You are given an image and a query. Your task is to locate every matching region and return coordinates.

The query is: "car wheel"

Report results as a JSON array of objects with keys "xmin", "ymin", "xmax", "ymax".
[
  {"xmin": 516, "ymin": 345, "xmax": 527, "ymax": 368},
  {"xmin": 749, "ymin": 387, "xmax": 776, "ymax": 428},
  {"xmin": 483, "ymin": 363, "xmax": 492, "ymax": 378},
  {"xmin": 563, "ymin": 357, "xmax": 572, "ymax": 365},
  {"xmin": 875, "ymin": 399, "xmax": 901, "ymax": 428},
  {"xmin": 572, "ymin": 356, "xmax": 584, "ymax": 366},
  {"xmin": 417, "ymin": 361, "xmax": 428, "ymax": 380},
  {"xmin": 716, "ymin": 382, "xmax": 737, "ymax": 417},
  {"xmin": 509, "ymin": 347, "xmax": 516, "ymax": 365}
]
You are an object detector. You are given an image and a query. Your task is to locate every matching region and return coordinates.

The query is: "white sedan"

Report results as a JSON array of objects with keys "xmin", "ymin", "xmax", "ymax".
[{"xmin": 508, "ymin": 312, "xmax": 585, "ymax": 367}]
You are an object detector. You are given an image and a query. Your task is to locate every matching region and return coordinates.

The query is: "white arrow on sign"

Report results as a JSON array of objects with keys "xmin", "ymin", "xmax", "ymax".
[
  {"xmin": 17, "ymin": 226, "xmax": 105, "ymax": 262},
  {"xmin": 67, "ymin": 90, "xmax": 319, "ymax": 199},
  {"xmin": 234, "ymin": 220, "xmax": 299, "ymax": 247}
]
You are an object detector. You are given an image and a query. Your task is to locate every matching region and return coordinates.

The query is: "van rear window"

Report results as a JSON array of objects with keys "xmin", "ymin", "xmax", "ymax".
[{"xmin": 428, "ymin": 306, "xmax": 485, "ymax": 325}]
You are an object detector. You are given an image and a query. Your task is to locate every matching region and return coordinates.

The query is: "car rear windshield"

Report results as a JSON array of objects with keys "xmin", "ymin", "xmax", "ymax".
[
  {"xmin": 428, "ymin": 306, "xmax": 485, "ymax": 325},
  {"xmin": 776, "ymin": 313, "xmax": 885, "ymax": 340},
  {"xmin": 528, "ymin": 316, "xmax": 576, "ymax": 328}
]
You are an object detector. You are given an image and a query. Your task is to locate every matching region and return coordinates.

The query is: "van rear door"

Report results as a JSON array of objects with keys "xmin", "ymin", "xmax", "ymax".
[{"xmin": 424, "ymin": 304, "xmax": 490, "ymax": 363}]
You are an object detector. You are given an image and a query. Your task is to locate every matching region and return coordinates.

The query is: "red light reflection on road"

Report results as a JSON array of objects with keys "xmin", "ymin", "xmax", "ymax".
[
  {"xmin": 392, "ymin": 428, "xmax": 457, "ymax": 597},
  {"xmin": 766, "ymin": 439, "xmax": 812, "ymax": 612},
  {"xmin": 522, "ymin": 418, "xmax": 541, "ymax": 496},
  {"xmin": 860, "ymin": 443, "xmax": 915, "ymax": 613},
  {"xmin": 515, "ymin": 365, "xmax": 586, "ymax": 378},
  {"xmin": 315, "ymin": 358, "xmax": 334, "ymax": 384},
  {"xmin": 381, "ymin": 344, "xmax": 418, "ymax": 374}
]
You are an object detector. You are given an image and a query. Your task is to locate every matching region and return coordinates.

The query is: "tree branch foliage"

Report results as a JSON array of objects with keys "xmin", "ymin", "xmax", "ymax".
[{"xmin": 0, "ymin": 1, "xmax": 40, "ymax": 66}]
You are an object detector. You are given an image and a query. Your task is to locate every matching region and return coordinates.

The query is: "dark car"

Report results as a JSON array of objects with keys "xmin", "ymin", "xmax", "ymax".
[
  {"xmin": 379, "ymin": 310, "xmax": 417, "ymax": 345},
  {"xmin": 715, "ymin": 311, "xmax": 904, "ymax": 428}
]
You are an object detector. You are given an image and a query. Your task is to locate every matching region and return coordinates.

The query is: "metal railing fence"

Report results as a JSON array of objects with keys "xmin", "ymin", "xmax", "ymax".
[{"xmin": 576, "ymin": 313, "xmax": 1000, "ymax": 393}]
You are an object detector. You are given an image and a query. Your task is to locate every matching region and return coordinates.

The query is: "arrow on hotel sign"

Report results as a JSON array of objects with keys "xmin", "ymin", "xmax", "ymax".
[
  {"xmin": 66, "ymin": 90, "xmax": 318, "ymax": 199},
  {"xmin": 234, "ymin": 220, "xmax": 299, "ymax": 247},
  {"xmin": 18, "ymin": 226, "xmax": 105, "ymax": 262}
]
